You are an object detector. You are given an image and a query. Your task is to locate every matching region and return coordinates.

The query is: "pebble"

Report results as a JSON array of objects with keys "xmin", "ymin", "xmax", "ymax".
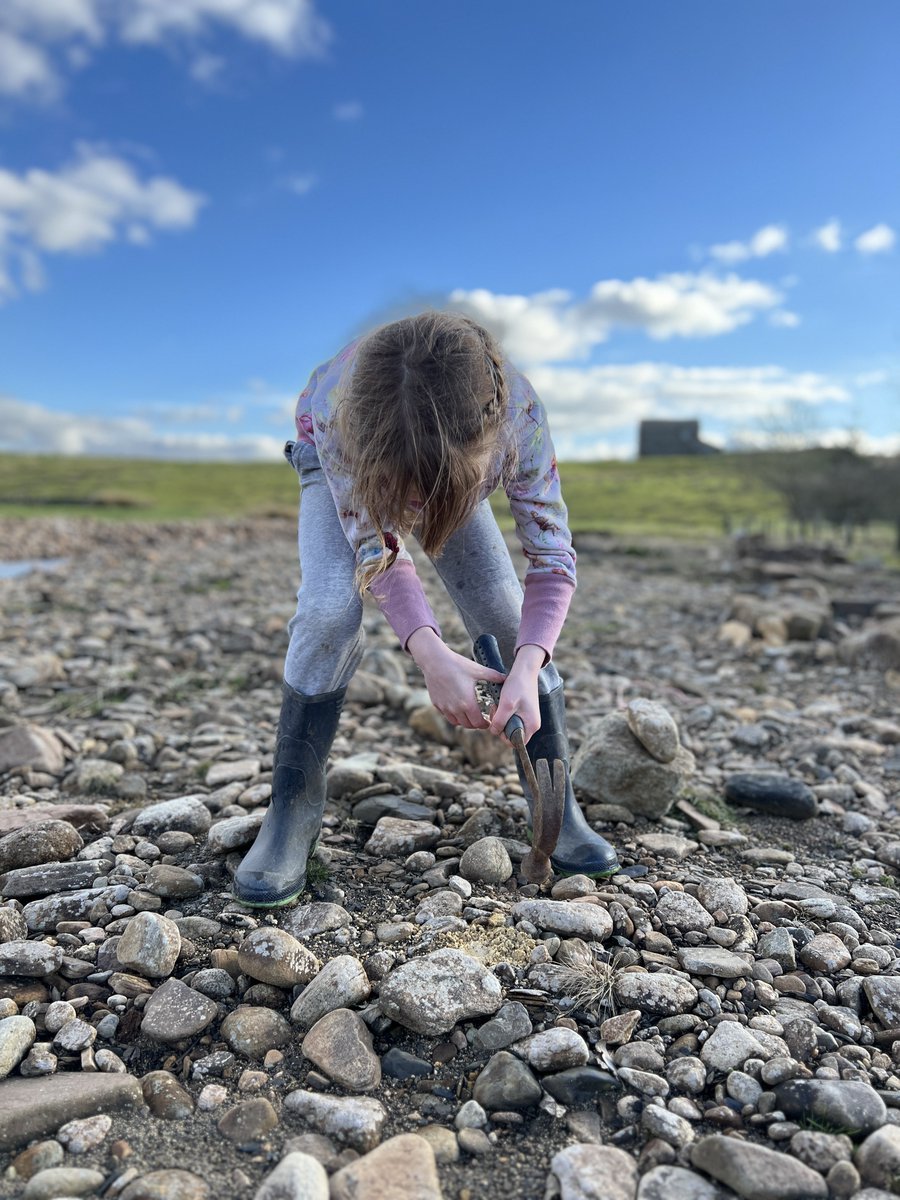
[
  {"xmin": 140, "ymin": 978, "xmax": 218, "ymax": 1043},
  {"xmin": 0, "ymin": 1014, "xmax": 36, "ymax": 1077},
  {"xmin": 221, "ymin": 1006, "xmax": 293, "ymax": 1060},
  {"xmin": 252, "ymin": 1151, "xmax": 329, "ymax": 1200},
  {"xmin": 290, "ymin": 955, "xmax": 371, "ymax": 1029},
  {"xmin": 283, "ymin": 1091, "xmax": 387, "ymax": 1152},
  {"xmin": 551, "ymin": 1143, "xmax": 639, "ymax": 1200},
  {"xmin": 458, "ymin": 836, "xmax": 513, "ymax": 884},
  {"xmin": 282, "ymin": 902, "xmax": 352, "ymax": 939},
  {"xmin": 116, "ymin": 912, "xmax": 182, "ymax": 977},
  {"xmin": 119, "ymin": 1169, "xmax": 210, "ymax": 1200},
  {"xmin": 237, "ymin": 927, "xmax": 320, "ymax": 988},
  {"xmin": 625, "ymin": 698, "xmax": 681, "ymax": 763},
  {"xmin": 724, "ymin": 773, "xmax": 817, "ymax": 820},
  {"xmin": 614, "ymin": 972, "xmax": 699, "ymax": 1016},
  {"xmin": 22, "ymin": 1167, "xmax": 106, "ymax": 1200},
  {"xmin": 301, "ymin": 1009, "xmax": 381, "ymax": 1091},
  {"xmin": 512, "ymin": 899, "xmax": 613, "ymax": 941},
  {"xmin": 691, "ymin": 1134, "xmax": 828, "ymax": 1198},
  {"xmin": 56, "ymin": 1113, "xmax": 111, "ymax": 1153},
  {"xmin": 473, "ymin": 1051, "xmax": 542, "ymax": 1110},
  {"xmin": 330, "ymin": 1133, "xmax": 442, "ymax": 1200},
  {"xmin": 217, "ymin": 1097, "xmax": 279, "ymax": 1144},
  {"xmin": 511, "ymin": 1027, "xmax": 590, "ymax": 1072}
]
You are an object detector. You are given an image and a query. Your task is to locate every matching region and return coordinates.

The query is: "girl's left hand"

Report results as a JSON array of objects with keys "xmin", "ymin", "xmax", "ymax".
[{"xmin": 488, "ymin": 645, "xmax": 544, "ymax": 744}]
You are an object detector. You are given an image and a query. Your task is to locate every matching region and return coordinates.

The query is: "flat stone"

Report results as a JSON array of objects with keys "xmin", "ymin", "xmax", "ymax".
[
  {"xmin": 238, "ymin": 927, "xmax": 319, "ymax": 988},
  {"xmin": 626, "ymin": 699, "xmax": 681, "ymax": 763},
  {"xmin": 378, "ymin": 948, "xmax": 502, "ymax": 1035},
  {"xmin": 351, "ymin": 795, "xmax": 434, "ymax": 825},
  {"xmin": 697, "ymin": 879, "xmax": 749, "ymax": 918},
  {"xmin": 0, "ymin": 1072, "xmax": 144, "ymax": 1151},
  {"xmin": 0, "ymin": 860, "xmax": 102, "ymax": 899},
  {"xmin": 381, "ymin": 1048, "xmax": 432, "ymax": 1079},
  {"xmin": 775, "ymin": 1079, "xmax": 887, "ymax": 1139},
  {"xmin": 0, "ymin": 725, "xmax": 65, "ymax": 775},
  {"xmin": 206, "ymin": 814, "xmax": 264, "ymax": 854},
  {"xmin": 22, "ymin": 1168, "xmax": 105, "ymax": 1200},
  {"xmin": 655, "ymin": 891, "xmax": 714, "ymax": 933},
  {"xmin": 473, "ymin": 1001, "xmax": 533, "ymax": 1052},
  {"xmin": 145, "ymin": 863, "xmax": 203, "ymax": 899},
  {"xmin": 552, "ymin": 1143, "xmax": 639, "ymax": 1200},
  {"xmin": 119, "ymin": 1169, "xmax": 209, "ymax": 1200},
  {"xmin": 799, "ymin": 933, "xmax": 851, "ymax": 973},
  {"xmin": 0, "ymin": 806, "xmax": 106, "ymax": 838},
  {"xmin": 330, "ymin": 1133, "xmax": 441, "ymax": 1200},
  {"xmin": 678, "ymin": 947, "xmax": 752, "ymax": 979},
  {"xmin": 282, "ymin": 902, "xmax": 352, "ymax": 940},
  {"xmin": 140, "ymin": 978, "xmax": 217, "ymax": 1043},
  {"xmin": 691, "ymin": 1134, "xmax": 828, "ymax": 1199},
  {"xmin": 637, "ymin": 833, "xmax": 699, "ymax": 860},
  {"xmin": 614, "ymin": 972, "xmax": 699, "ymax": 1016},
  {"xmin": 289, "ymin": 955, "xmax": 371, "ymax": 1030},
  {"xmin": 364, "ymin": 817, "xmax": 441, "ymax": 856},
  {"xmin": 724, "ymin": 773, "xmax": 817, "ymax": 820},
  {"xmin": 221, "ymin": 1006, "xmax": 292, "ymax": 1060},
  {"xmin": 131, "ymin": 795, "xmax": 212, "ymax": 838},
  {"xmin": 283, "ymin": 1090, "xmax": 387, "ymax": 1152},
  {"xmin": 512, "ymin": 899, "xmax": 613, "ymax": 941},
  {"xmin": 206, "ymin": 758, "xmax": 260, "ymax": 787},
  {"xmin": 142, "ymin": 1071, "xmax": 195, "ymax": 1120},
  {"xmin": 0, "ymin": 942, "xmax": 63, "ymax": 978},
  {"xmin": 253, "ymin": 1151, "xmax": 329, "ymax": 1200},
  {"xmin": 302, "ymin": 1009, "xmax": 381, "ymax": 1092}
]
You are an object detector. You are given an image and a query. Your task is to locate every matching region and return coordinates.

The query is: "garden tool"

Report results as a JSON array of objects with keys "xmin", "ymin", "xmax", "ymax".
[{"xmin": 473, "ymin": 634, "xmax": 564, "ymax": 884}]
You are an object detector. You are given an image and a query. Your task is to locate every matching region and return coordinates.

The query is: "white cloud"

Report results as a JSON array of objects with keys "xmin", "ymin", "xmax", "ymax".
[
  {"xmin": 812, "ymin": 219, "xmax": 842, "ymax": 252},
  {"xmin": 286, "ymin": 172, "xmax": 317, "ymax": 196},
  {"xmin": 0, "ymin": 144, "xmax": 205, "ymax": 300},
  {"xmin": 190, "ymin": 52, "xmax": 225, "ymax": 83},
  {"xmin": 709, "ymin": 224, "xmax": 788, "ymax": 264},
  {"xmin": 524, "ymin": 362, "xmax": 849, "ymax": 439},
  {"xmin": 0, "ymin": 393, "xmax": 284, "ymax": 459},
  {"xmin": 769, "ymin": 310, "xmax": 800, "ymax": 328},
  {"xmin": 450, "ymin": 273, "xmax": 782, "ymax": 362},
  {"xmin": 333, "ymin": 100, "xmax": 363, "ymax": 120},
  {"xmin": 0, "ymin": 30, "xmax": 57, "ymax": 98},
  {"xmin": 0, "ymin": 0, "xmax": 329, "ymax": 98},
  {"xmin": 855, "ymin": 223, "xmax": 896, "ymax": 255},
  {"xmin": 854, "ymin": 370, "xmax": 889, "ymax": 387},
  {"xmin": 731, "ymin": 426, "xmax": 900, "ymax": 456}
]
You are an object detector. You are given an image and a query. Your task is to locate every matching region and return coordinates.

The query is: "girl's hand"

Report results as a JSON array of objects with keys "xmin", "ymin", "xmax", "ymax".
[
  {"xmin": 489, "ymin": 644, "xmax": 544, "ymax": 744},
  {"xmin": 408, "ymin": 628, "xmax": 506, "ymax": 729}
]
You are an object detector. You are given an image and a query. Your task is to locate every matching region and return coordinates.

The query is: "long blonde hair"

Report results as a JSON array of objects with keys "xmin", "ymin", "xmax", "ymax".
[{"xmin": 336, "ymin": 311, "xmax": 511, "ymax": 595}]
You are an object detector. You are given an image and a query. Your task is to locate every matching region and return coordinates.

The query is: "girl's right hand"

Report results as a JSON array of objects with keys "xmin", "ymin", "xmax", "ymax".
[{"xmin": 407, "ymin": 628, "xmax": 506, "ymax": 730}]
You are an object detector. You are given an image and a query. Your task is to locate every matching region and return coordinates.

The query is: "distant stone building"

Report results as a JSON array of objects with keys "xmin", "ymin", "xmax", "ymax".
[{"xmin": 638, "ymin": 420, "xmax": 720, "ymax": 457}]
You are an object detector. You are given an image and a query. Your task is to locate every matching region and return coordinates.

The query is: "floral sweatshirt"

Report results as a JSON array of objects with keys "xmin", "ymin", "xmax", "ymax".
[{"xmin": 294, "ymin": 337, "xmax": 576, "ymax": 660}]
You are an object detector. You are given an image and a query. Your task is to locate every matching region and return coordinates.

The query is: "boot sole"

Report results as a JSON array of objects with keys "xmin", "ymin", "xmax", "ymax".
[{"xmin": 233, "ymin": 888, "xmax": 305, "ymax": 909}]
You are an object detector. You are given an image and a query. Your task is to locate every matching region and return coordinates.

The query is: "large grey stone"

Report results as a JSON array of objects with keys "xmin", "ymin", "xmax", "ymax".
[
  {"xmin": 290, "ymin": 955, "xmax": 371, "ymax": 1030},
  {"xmin": 302, "ymin": 1009, "xmax": 381, "ymax": 1092},
  {"xmin": 378, "ymin": 949, "xmax": 502, "ymax": 1035},
  {"xmin": 283, "ymin": 1091, "xmax": 386, "ymax": 1152},
  {"xmin": 140, "ymin": 978, "xmax": 217, "ymax": 1043},
  {"xmin": 638, "ymin": 1165, "xmax": 734, "ymax": 1199},
  {"xmin": 626, "ymin": 699, "xmax": 680, "ymax": 763},
  {"xmin": 237, "ymin": 927, "xmax": 319, "ymax": 989},
  {"xmin": 571, "ymin": 711, "xmax": 695, "ymax": 818},
  {"xmin": 253, "ymin": 1152, "xmax": 329, "ymax": 1200},
  {"xmin": 513, "ymin": 899, "xmax": 613, "ymax": 941},
  {"xmin": 614, "ymin": 972, "xmax": 698, "ymax": 1016},
  {"xmin": 330, "ymin": 1133, "xmax": 441, "ymax": 1200},
  {"xmin": 855, "ymin": 1126, "xmax": 900, "ymax": 1187},
  {"xmin": 0, "ymin": 725, "xmax": 65, "ymax": 775},
  {"xmin": 691, "ymin": 1134, "xmax": 828, "ymax": 1199},
  {"xmin": 0, "ymin": 1015, "xmax": 35, "ymax": 1077},
  {"xmin": 0, "ymin": 821, "xmax": 83, "ymax": 874},
  {"xmin": 116, "ymin": 912, "xmax": 181, "ymax": 978},
  {"xmin": 678, "ymin": 947, "xmax": 751, "ymax": 979},
  {"xmin": 473, "ymin": 1051, "xmax": 541, "ymax": 1110},
  {"xmin": 131, "ymin": 795, "xmax": 212, "ymax": 838},
  {"xmin": 775, "ymin": 1079, "xmax": 887, "ymax": 1139}
]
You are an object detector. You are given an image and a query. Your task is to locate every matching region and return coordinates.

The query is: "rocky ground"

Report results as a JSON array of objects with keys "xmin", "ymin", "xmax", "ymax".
[{"xmin": 1, "ymin": 515, "xmax": 899, "ymax": 1200}]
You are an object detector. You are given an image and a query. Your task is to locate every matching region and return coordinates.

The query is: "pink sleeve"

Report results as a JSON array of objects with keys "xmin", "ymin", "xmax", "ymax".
[
  {"xmin": 368, "ymin": 557, "xmax": 442, "ymax": 651},
  {"xmin": 516, "ymin": 572, "xmax": 576, "ymax": 664}
]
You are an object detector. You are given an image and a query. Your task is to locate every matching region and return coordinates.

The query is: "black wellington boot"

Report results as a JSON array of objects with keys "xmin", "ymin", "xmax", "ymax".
[
  {"xmin": 232, "ymin": 682, "xmax": 345, "ymax": 907},
  {"xmin": 518, "ymin": 684, "xmax": 620, "ymax": 877}
]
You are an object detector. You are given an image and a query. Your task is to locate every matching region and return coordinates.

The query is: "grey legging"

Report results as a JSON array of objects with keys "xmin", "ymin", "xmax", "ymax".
[{"xmin": 284, "ymin": 441, "xmax": 562, "ymax": 697}]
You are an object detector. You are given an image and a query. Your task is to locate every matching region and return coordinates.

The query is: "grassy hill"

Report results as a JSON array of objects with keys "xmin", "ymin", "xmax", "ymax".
[{"xmin": 0, "ymin": 450, "xmax": 894, "ymax": 561}]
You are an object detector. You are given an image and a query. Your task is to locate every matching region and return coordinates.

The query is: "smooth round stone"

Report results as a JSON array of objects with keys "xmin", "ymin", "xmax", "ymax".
[
  {"xmin": 417, "ymin": 1124, "xmax": 460, "ymax": 1164},
  {"xmin": 458, "ymin": 1127, "xmax": 491, "ymax": 1155},
  {"xmin": 458, "ymin": 837, "xmax": 513, "ymax": 885},
  {"xmin": 511, "ymin": 1027, "xmax": 589, "ymax": 1072},
  {"xmin": 283, "ymin": 1091, "xmax": 387, "ymax": 1153},
  {"xmin": 131, "ymin": 796, "xmax": 212, "ymax": 838},
  {"xmin": 727, "ymin": 1071, "xmax": 763, "ymax": 1107},
  {"xmin": 217, "ymin": 1097, "xmax": 278, "ymax": 1144},
  {"xmin": 856, "ymin": 1126, "xmax": 900, "ymax": 1188},
  {"xmin": 0, "ymin": 820, "xmax": 83, "ymax": 873},
  {"xmin": 666, "ymin": 1057, "xmax": 708, "ymax": 1095},
  {"xmin": 116, "ymin": 912, "xmax": 181, "ymax": 978},
  {"xmin": 789, "ymin": 1130, "xmax": 853, "ymax": 1172},
  {"xmin": 473, "ymin": 1051, "xmax": 541, "ymax": 1110},
  {"xmin": 678, "ymin": 947, "xmax": 751, "ymax": 979},
  {"xmin": 775, "ymin": 1079, "xmax": 888, "ymax": 1138},
  {"xmin": 799, "ymin": 934, "xmax": 851, "ymax": 973},
  {"xmin": 454, "ymin": 1100, "xmax": 487, "ymax": 1130},
  {"xmin": 638, "ymin": 1165, "xmax": 728, "ymax": 1200},
  {"xmin": 655, "ymin": 892, "xmax": 713, "ymax": 934},
  {"xmin": 641, "ymin": 1105, "xmax": 695, "ymax": 1147},
  {"xmin": 119, "ymin": 1169, "xmax": 210, "ymax": 1200},
  {"xmin": 512, "ymin": 899, "xmax": 613, "ymax": 941},
  {"xmin": 626, "ymin": 699, "xmax": 680, "ymax": 763},
  {"xmin": 691, "ymin": 1134, "xmax": 828, "ymax": 1198},
  {"xmin": 145, "ymin": 864, "xmax": 203, "ymax": 900},
  {"xmin": 190, "ymin": 968, "xmax": 236, "ymax": 1000},
  {"xmin": 696, "ymin": 878, "xmax": 749, "ymax": 918},
  {"xmin": 10, "ymin": 1140, "xmax": 64, "ymax": 1180},
  {"xmin": 141, "ymin": 1071, "xmax": 195, "ymax": 1119},
  {"xmin": 700, "ymin": 1023, "xmax": 769, "ymax": 1072},
  {"xmin": 237, "ymin": 927, "xmax": 319, "ymax": 989},
  {"xmin": 220, "ymin": 1006, "xmax": 292, "ymax": 1060},
  {"xmin": 0, "ymin": 1015, "xmax": 36, "ymax": 1077},
  {"xmin": 302, "ymin": 1009, "xmax": 381, "ymax": 1092},
  {"xmin": 22, "ymin": 1167, "xmax": 105, "ymax": 1200},
  {"xmin": 330, "ymin": 1134, "xmax": 441, "ymax": 1200},
  {"xmin": 282, "ymin": 902, "xmax": 352, "ymax": 939},
  {"xmin": 552, "ymin": 1144, "xmax": 638, "ymax": 1200},
  {"xmin": 253, "ymin": 1152, "xmax": 329, "ymax": 1200},
  {"xmin": 542, "ymin": 1067, "xmax": 619, "ymax": 1106},
  {"xmin": 724, "ymin": 773, "xmax": 817, "ymax": 819},
  {"xmin": 43, "ymin": 1001, "xmax": 76, "ymax": 1034}
]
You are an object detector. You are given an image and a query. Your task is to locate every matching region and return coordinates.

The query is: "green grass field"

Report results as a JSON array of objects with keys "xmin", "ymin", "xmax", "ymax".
[{"xmin": 0, "ymin": 450, "xmax": 895, "ymax": 562}]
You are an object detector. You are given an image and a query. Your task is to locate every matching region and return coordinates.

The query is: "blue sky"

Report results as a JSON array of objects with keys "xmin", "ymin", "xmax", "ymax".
[{"xmin": 0, "ymin": 0, "xmax": 897, "ymax": 461}]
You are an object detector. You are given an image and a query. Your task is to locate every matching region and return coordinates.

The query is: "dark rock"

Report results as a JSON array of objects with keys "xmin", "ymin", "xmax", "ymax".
[
  {"xmin": 724, "ymin": 773, "xmax": 817, "ymax": 819},
  {"xmin": 774, "ymin": 1079, "xmax": 887, "ymax": 1139},
  {"xmin": 541, "ymin": 1067, "xmax": 620, "ymax": 1106},
  {"xmin": 381, "ymin": 1048, "xmax": 432, "ymax": 1079},
  {"xmin": 351, "ymin": 795, "xmax": 433, "ymax": 825},
  {"xmin": 473, "ymin": 1051, "xmax": 541, "ymax": 1110},
  {"xmin": 0, "ymin": 1073, "xmax": 144, "ymax": 1151}
]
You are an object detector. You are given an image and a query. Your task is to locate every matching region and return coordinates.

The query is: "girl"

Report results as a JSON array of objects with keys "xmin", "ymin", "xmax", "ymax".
[{"xmin": 234, "ymin": 312, "xmax": 619, "ymax": 907}]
